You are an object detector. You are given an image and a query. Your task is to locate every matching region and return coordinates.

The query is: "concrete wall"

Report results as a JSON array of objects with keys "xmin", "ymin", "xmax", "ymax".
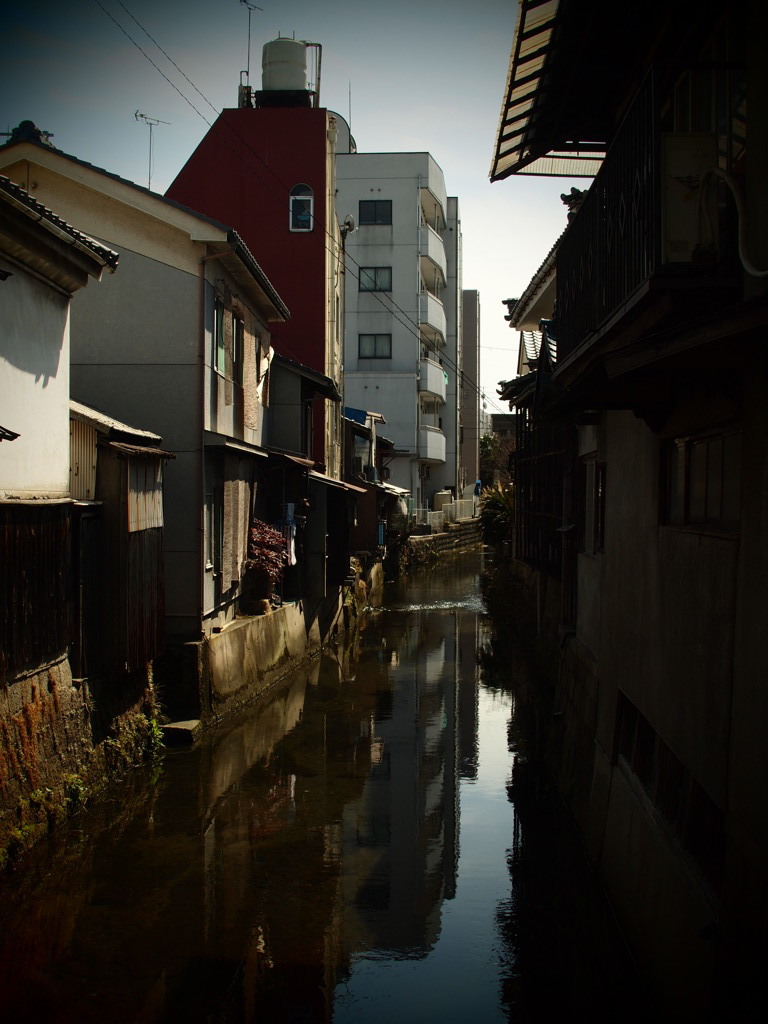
[
  {"xmin": 541, "ymin": 390, "xmax": 765, "ymax": 1014},
  {"xmin": 337, "ymin": 151, "xmax": 460, "ymax": 507},
  {"xmin": 461, "ymin": 289, "xmax": 480, "ymax": 490},
  {"xmin": 0, "ymin": 267, "xmax": 70, "ymax": 498},
  {"xmin": 207, "ymin": 602, "xmax": 323, "ymax": 710},
  {"xmin": 442, "ymin": 197, "xmax": 462, "ymax": 494}
]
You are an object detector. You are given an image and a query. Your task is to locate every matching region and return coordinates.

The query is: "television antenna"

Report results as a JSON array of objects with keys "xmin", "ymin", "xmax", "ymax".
[
  {"xmin": 240, "ymin": 1, "xmax": 264, "ymax": 84},
  {"xmin": 134, "ymin": 111, "xmax": 170, "ymax": 190}
]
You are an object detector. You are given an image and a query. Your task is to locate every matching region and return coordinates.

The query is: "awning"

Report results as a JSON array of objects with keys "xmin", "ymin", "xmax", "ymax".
[
  {"xmin": 308, "ymin": 470, "xmax": 366, "ymax": 494},
  {"xmin": 490, "ymin": 0, "xmax": 605, "ymax": 180},
  {"xmin": 266, "ymin": 450, "xmax": 315, "ymax": 469},
  {"xmin": 102, "ymin": 440, "xmax": 176, "ymax": 459},
  {"xmin": 204, "ymin": 432, "xmax": 268, "ymax": 458},
  {"xmin": 71, "ymin": 398, "xmax": 163, "ymax": 445},
  {"xmin": 498, "ymin": 372, "xmax": 538, "ymax": 406},
  {"xmin": 272, "ymin": 353, "xmax": 342, "ymax": 402}
]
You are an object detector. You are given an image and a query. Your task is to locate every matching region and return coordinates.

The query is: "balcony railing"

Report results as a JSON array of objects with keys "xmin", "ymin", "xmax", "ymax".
[
  {"xmin": 418, "ymin": 291, "xmax": 447, "ymax": 347},
  {"xmin": 419, "ymin": 224, "xmax": 447, "ymax": 287},
  {"xmin": 418, "ymin": 425, "xmax": 446, "ymax": 463},
  {"xmin": 556, "ymin": 67, "xmax": 736, "ymax": 365},
  {"xmin": 418, "ymin": 356, "xmax": 447, "ymax": 402}
]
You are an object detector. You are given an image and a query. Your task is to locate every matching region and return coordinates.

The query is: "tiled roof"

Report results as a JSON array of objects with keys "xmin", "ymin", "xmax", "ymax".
[
  {"xmin": 521, "ymin": 330, "xmax": 542, "ymax": 363},
  {"xmin": 0, "ymin": 174, "xmax": 119, "ymax": 270}
]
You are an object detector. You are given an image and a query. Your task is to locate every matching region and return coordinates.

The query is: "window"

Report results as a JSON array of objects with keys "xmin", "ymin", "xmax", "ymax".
[
  {"xmin": 214, "ymin": 296, "xmax": 225, "ymax": 375},
  {"xmin": 233, "ymin": 316, "xmax": 245, "ymax": 386},
  {"xmin": 290, "ymin": 183, "xmax": 313, "ymax": 231},
  {"xmin": 615, "ymin": 692, "xmax": 726, "ymax": 891},
  {"xmin": 359, "ymin": 266, "xmax": 392, "ymax": 292},
  {"xmin": 578, "ymin": 457, "xmax": 606, "ymax": 554},
  {"xmin": 358, "ymin": 333, "xmax": 392, "ymax": 359},
  {"xmin": 128, "ymin": 461, "xmax": 163, "ymax": 532},
  {"xmin": 663, "ymin": 429, "xmax": 741, "ymax": 529},
  {"xmin": 359, "ymin": 199, "xmax": 392, "ymax": 225},
  {"xmin": 204, "ymin": 492, "xmax": 215, "ymax": 570},
  {"xmin": 594, "ymin": 461, "xmax": 606, "ymax": 552}
]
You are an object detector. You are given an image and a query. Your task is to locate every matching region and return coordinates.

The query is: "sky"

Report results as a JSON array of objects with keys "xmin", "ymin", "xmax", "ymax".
[{"xmin": 1, "ymin": 0, "xmax": 587, "ymax": 414}]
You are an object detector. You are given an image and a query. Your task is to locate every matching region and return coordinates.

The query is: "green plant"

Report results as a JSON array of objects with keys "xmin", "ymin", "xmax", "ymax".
[
  {"xmin": 63, "ymin": 773, "xmax": 86, "ymax": 811},
  {"xmin": 146, "ymin": 716, "xmax": 164, "ymax": 757},
  {"xmin": 479, "ymin": 432, "xmax": 501, "ymax": 486},
  {"xmin": 479, "ymin": 484, "xmax": 516, "ymax": 545}
]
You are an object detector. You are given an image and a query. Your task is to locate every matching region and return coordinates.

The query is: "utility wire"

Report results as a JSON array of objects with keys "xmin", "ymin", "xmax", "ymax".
[{"xmin": 93, "ymin": 0, "xmax": 508, "ymax": 416}]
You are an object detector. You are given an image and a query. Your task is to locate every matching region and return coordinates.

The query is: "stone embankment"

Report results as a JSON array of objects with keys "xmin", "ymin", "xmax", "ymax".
[{"xmin": 399, "ymin": 517, "xmax": 483, "ymax": 571}]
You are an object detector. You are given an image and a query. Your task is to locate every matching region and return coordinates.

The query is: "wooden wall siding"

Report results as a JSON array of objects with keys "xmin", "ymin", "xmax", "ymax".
[
  {"xmin": 512, "ymin": 406, "xmax": 565, "ymax": 577},
  {"xmin": 126, "ymin": 528, "xmax": 165, "ymax": 669},
  {"xmin": 70, "ymin": 505, "xmax": 103, "ymax": 679},
  {"xmin": 97, "ymin": 451, "xmax": 166, "ymax": 671},
  {"xmin": 70, "ymin": 419, "xmax": 98, "ymax": 501},
  {"xmin": 0, "ymin": 504, "xmax": 71, "ymax": 679},
  {"xmin": 128, "ymin": 460, "xmax": 164, "ymax": 532},
  {"xmin": 223, "ymin": 461, "xmax": 251, "ymax": 590}
]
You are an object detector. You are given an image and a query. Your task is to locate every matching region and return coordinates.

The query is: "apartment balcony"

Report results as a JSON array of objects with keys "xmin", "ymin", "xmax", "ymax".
[
  {"xmin": 418, "ymin": 425, "xmax": 446, "ymax": 463},
  {"xmin": 556, "ymin": 67, "xmax": 741, "ymax": 373},
  {"xmin": 420, "ymin": 185, "xmax": 446, "ymax": 233},
  {"xmin": 419, "ymin": 290, "xmax": 446, "ymax": 346},
  {"xmin": 418, "ymin": 356, "xmax": 447, "ymax": 402},
  {"xmin": 419, "ymin": 223, "xmax": 447, "ymax": 292}
]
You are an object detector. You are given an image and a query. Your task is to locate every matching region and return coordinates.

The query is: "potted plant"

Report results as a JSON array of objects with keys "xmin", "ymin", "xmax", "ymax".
[{"xmin": 242, "ymin": 518, "xmax": 288, "ymax": 612}]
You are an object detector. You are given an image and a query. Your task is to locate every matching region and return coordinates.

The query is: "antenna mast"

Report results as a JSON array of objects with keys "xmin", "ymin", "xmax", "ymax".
[
  {"xmin": 134, "ymin": 111, "xmax": 170, "ymax": 190},
  {"xmin": 241, "ymin": 1, "xmax": 263, "ymax": 81}
]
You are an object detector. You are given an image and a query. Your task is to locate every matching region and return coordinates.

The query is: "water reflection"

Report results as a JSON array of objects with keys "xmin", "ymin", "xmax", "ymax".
[{"xmin": 0, "ymin": 552, "xmax": 648, "ymax": 1023}]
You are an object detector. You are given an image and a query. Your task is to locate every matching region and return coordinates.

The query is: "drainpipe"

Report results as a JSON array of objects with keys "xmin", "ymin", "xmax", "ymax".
[{"xmin": 198, "ymin": 250, "xmax": 220, "ymax": 639}]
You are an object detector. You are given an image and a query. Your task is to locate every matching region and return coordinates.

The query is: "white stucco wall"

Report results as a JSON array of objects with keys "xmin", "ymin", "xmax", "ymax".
[{"xmin": 0, "ymin": 268, "xmax": 70, "ymax": 497}]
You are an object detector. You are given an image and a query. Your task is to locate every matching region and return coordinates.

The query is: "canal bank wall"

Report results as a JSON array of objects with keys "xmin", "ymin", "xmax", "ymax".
[
  {"xmin": 0, "ymin": 656, "xmax": 160, "ymax": 870},
  {"xmin": 398, "ymin": 517, "xmax": 483, "ymax": 572},
  {"xmin": 161, "ymin": 563, "xmax": 382, "ymax": 741},
  {"xmin": 486, "ymin": 550, "xmax": 759, "ymax": 1021},
  {"xmin": 162, "ymin": 522, "xmax": 482, "ymax": 742}
]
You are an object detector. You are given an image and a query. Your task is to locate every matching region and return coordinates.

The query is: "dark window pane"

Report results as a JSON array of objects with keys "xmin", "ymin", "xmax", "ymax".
[
  {"xmin": 291, "ymin": 197, "xmax": 312, "ymax": 230},
  {"xmin": 667, "ymin": 441, "xmax": 686, "ymax": 524},
  {"xmin": 706, "ymin": 435, "xmax": 723, "ymax": 520},
  {"xmin": 359, "ymin": 267, "xmax": 391, "ymax": 291},
  {"xmin": 688, "ymin": 439, "xmax": 708, "ymax": 521},
  {"xmin": 722, "ymin": 432, "xmax": 741, "ymax": 523},
  {"xmin": 359, "ymin": 200, "xmax": 392, "ymax": 225}
]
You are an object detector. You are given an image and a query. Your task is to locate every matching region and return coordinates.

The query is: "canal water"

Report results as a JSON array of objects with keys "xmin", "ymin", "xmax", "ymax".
[{"xmin": 0, "ymin": 550, "xmax": 653, "ymax": 1022}]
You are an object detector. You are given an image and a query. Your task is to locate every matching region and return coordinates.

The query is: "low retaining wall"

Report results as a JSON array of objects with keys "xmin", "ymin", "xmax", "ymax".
[
  {"xmin": 400, "ymin": 518, "xmax": 483, "ymax": 570},
  {"xmin": 166, "ymin": 569, "xmax": 377, "ymax": 738},
  {"xmin": 1, "ymin": 655, "xmax": 158, "ymax": 867},
  {"xmin": 207, "ymin": 601, "xmax": 323, "ymax": 713}
]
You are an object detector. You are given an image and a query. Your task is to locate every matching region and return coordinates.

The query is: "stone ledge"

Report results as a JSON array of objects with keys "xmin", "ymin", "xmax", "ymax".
[{"xmin": 162, "ymin": 720, "xmax": 203, "ymax": 747}]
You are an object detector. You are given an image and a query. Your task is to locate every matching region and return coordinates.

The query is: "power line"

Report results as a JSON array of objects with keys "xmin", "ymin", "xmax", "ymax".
[{"xmin": 92, "ymin": 0, "xmax": 507, "ymax": 415}]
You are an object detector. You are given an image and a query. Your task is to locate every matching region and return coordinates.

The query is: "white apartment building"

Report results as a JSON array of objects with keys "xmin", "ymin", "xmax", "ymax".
[{"xmin": 336, "ymin": 149, "xmax": 462, "ymax": 507}]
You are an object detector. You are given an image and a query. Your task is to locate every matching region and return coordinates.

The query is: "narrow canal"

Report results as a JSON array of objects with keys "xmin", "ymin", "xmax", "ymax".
[{"xmin": 0, "ymin": 551, "xmax": 653, "ymax": 1022}]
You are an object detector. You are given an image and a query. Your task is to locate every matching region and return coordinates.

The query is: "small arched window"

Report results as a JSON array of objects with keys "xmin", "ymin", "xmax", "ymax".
[{"xmin": 290, "ymin": 183, "xmax": 313, "ymax": 232}]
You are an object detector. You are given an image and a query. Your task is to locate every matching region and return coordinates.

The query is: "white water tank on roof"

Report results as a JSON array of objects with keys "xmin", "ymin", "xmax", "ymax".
[{"xmin": 262, "ymin": 38, "xmax": 307, "ymax": 91}]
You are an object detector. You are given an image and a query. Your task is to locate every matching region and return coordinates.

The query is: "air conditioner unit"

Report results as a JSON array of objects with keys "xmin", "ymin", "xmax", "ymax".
[{"xmin": 662, "ymin": 133, "xmax": 719, "ymax": 264}]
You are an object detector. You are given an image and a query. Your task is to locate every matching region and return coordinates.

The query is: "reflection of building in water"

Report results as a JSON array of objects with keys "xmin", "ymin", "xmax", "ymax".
[
  {"xmin": 457, "ymin": 607, "xmax": 481, "ymax": 782},
  {"xmin": 341, "ymin": 603, "xmax": 473, "ymax": 956}
]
